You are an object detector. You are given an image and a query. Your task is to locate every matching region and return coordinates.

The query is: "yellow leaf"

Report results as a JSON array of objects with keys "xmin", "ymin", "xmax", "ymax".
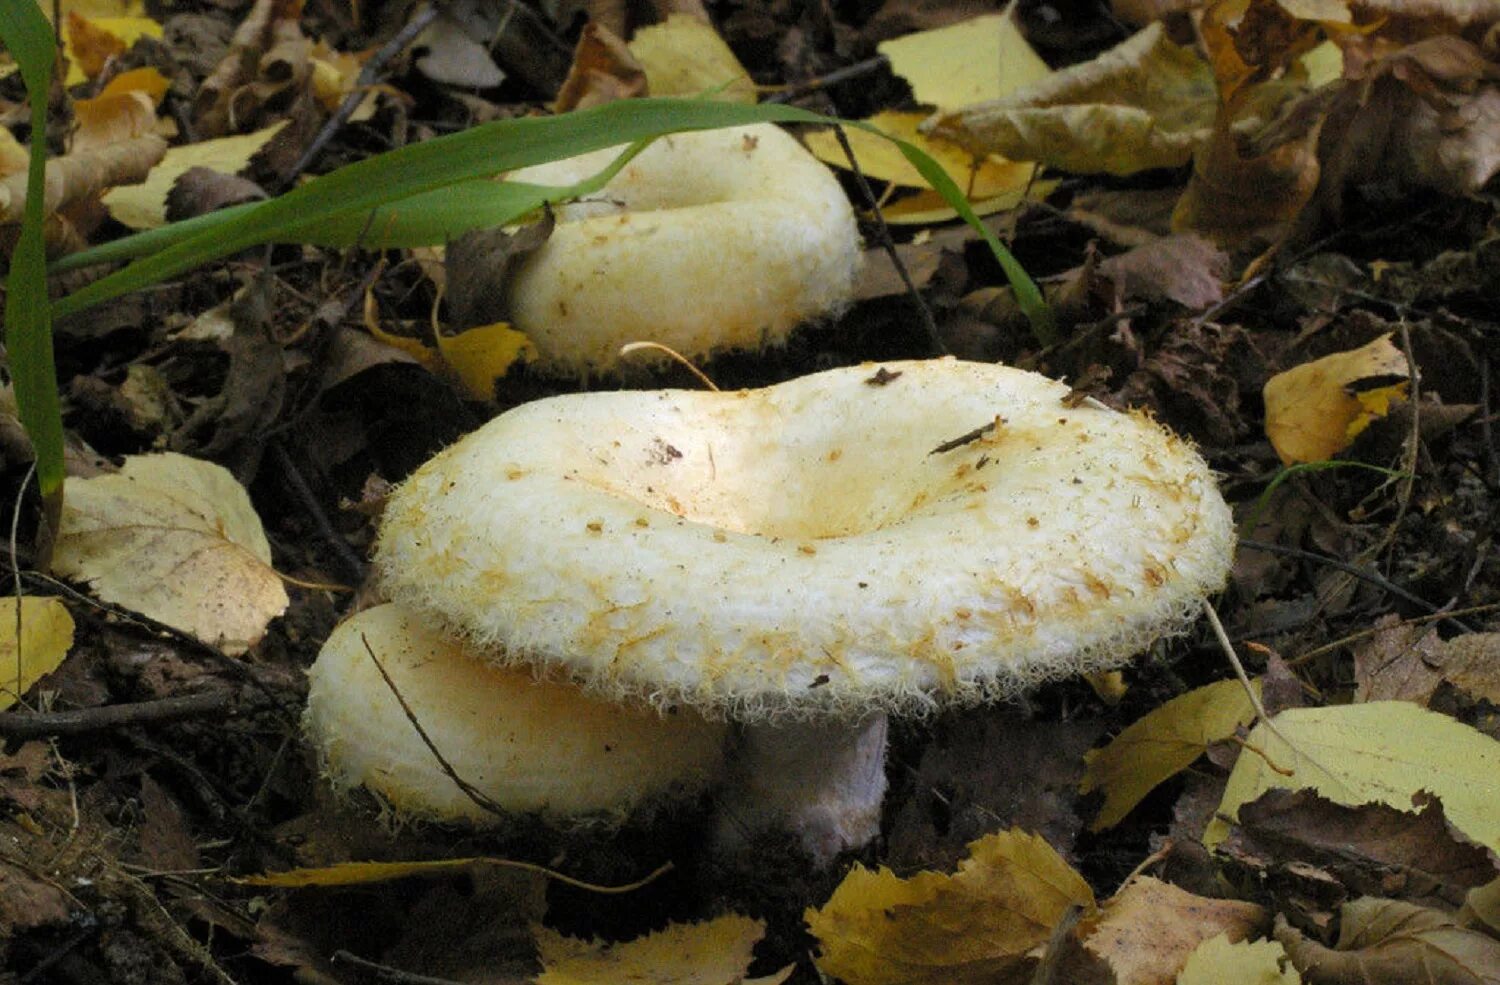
[
  {"xmin": 805, "ymin": 111, "xmax": 1036, "ymax": 195},
  {"xmin": 628, "ymin": 14, "xmax": 756, "ymax": 105},
  {"xmin": 62, "ymin": 12, "xmax": 163, "ymax": 86},
  {"xmin": 436, "ymin": 322, "xmax": 535, "ymax": 401},
  {"xmin": 52, "ymin": 453, "xmax": 289, "ymax": 655},
  {"xmin": 0, "ymin": 597, "xmax": 75, "ymax": 712},
  {"xmin": 928, "ymin": 23, "xmax": 1216, "ymax": 175},
  {"xmin": 1082, "ymin": 678, "xmax": 1260, "ymax": 832},
  {"xmin": 1205, "ymin": 702, "xmax": 1500, "ymax": 852},
  {"xmin": 102, "ymin": 121, "xmax": 287, "ymax": 230},
  {"xmin": 1262, "ymin": 334, "xmax": 1409, "ymax": 465},
  {"xmin": 1085, "ymin": 878, "xmax": 1266, "ymax": 982},
  {"xmin": 1176, "ymin": 934, "xmax": 1300, "ymax": 984},
  {"xmin": 535, "ymin": 914, "xmax": 792, "ymax": 985},
  {"xmin": 805, "ymin": 829, "xmax": 1094, "ymax": 985},
  {"xmin": 877, "ymin": 10, "xmax": 1051, "ymax": 109}
]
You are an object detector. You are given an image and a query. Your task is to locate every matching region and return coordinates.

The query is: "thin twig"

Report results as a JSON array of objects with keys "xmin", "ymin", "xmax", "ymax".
[
  {"xmin": 831, "ymin": 124, "xmax": 947, "ymax": 357},
  {"xmin": 1236, "ymin": 539, "xmax": 1473, "ymax": 633},
  {"xmin": 270, "ymin": 440, "xmax": 366, "ymax": 584},
  {"xmin": 358, "ymin": 633, "xmax": 509, "ymax": 819},
  {"xmin": 281, "ymin": 4, "xmax": 441, "ymax": 186},
  {"xmin": 331, "ymin": 951, "xmax": 469, "ymax": 985},
  {"xmin": 1285, "ymin": 601, "xmax": 1500, "ymax": 667},
  {"xmin": 0, "ymin": 689, "xmax": 232, "ymax": 739},
  {"xmin": 763, "ymin": 55, "xmax": 890, "ymax": 104}
]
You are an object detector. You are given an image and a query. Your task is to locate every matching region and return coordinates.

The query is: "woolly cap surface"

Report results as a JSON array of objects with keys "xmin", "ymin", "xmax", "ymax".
[
  {"xmin": 376, "ymin": 359, "xmax": 1235, "ymax": 719},
  {"xmin": 304, "ymin": 604, "xmax": 726, "ymax": 823},
  {"xmin": 504, "ymin": 124, "xmax": 860, "ymax": 372}
]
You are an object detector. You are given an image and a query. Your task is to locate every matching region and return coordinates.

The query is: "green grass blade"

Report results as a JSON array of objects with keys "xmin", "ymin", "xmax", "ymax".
[
  {"xmin": 0, "ymin": 0, "xmax": 66, "ymax": 544},
  {"xmin": 53, "ymin": 98, "xmax": 1051, "ymax": 340}
]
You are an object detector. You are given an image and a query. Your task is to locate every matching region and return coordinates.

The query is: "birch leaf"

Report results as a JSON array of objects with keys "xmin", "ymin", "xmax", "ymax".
[
  {"xmin": 1177, "ymin": 935, "xmax": 1300, "ymax": 984},
  {"xmin": 52, "ymin": 452, "xmax": 288, "ymax": 655},
  {"xmin": 1262, "ymin": 334, "xmax": 1410, "ymax": 465},
  {"xmin": 0, "ymin": 597, "xmax": 75, "ymax": 711},
  {"xmin": 535, "ymin": 915, "xmax": 792, "ymax": 985}
]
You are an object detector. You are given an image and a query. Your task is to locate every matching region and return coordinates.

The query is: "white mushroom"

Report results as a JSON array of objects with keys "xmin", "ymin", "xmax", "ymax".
[
  {"xmin": 502, "ymin": 123, "xmax": 861, "ymax": 374},
  {"xmin": 372, "ymin": 358, "xmax": 1235, "ymax": 860},
  {"xmin": 305, "ymin": 603, "xmax": 725, "ymax": 824}
]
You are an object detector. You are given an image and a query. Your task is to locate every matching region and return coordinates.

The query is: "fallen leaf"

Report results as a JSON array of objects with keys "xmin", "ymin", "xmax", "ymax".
[
  {"xmin": 1176, "ymin": 934, "xmax": 1300, "ymax": 984},
  {"xmin": 878, "ymin": 9, "xmax": 1051, "ymax": 108},
  {"xmin": 1461, "ymin": 878, "xmax": 1500, "ymax": 937},
  {"xmin": 1081, "ymin": 677, "xmax": 1260, "ymax": 831},
  {"xmin": 1096, "ymin": 234, "xmax": 1229, "ymax": 309},
  {"xmin": 1274, "ymin": 898, "xmax": 1500, "ymax": 984},
  {"xmin": 1432, "ymin": 633, "xmax": 1500, "ymax": 708},
  {"xmin": 102, "ymin": 122, "xmax": 287, "ymax": 229},
  {"xmin": 535, "ymin": 914, "xmax": 793, "ymax": 985},
  {"xmin": 435, "ymin": 323, "xmax": 536, "ymax": 401},
  {"xmin": 1205, "ymin": 702, "xmax": 1500, "ymax": 854},
  {"xmin": 1084, "ymin": 877, "xmax": 1266, "ymax": 984},
  {"xmin": 629, "ymin": 14, "xmax": 756, "ymax": 104},
  {"xmin": 806, "ymin": 111, "xmax": 1036, "ymax": 195},
  {"xmin": 805, "ymin": 829, "xmax": 1095, "ymax": 984},
  {"xmin": 1222, "ymin": 789, "xmax": 1500, "ymax": 908},
  {"xmin": 555, "ymin": 22, "xmax": 647, "ymax": 112},
  {"xmin": 62, "ymin": 10, "xmax": 163, "ymax": 85},
  {"xmin": 51, "ymin": 452, "xmax": 289, "ymax": 655},
  {"xmin": 1262, "ymin": 334, "xmax": 1410, "ymax": 464},
  {"xmin": 929, "ymin": 23, "xmax": 1217, "ymax": 175},
  {"xmin": 0, "ymin": 597, "xmax": 75, "ymax": 711},
  {"xmin": 1352, "ymin": 615, "xmax": 1445, "ymax": 704},
  {"xmin": 412, "ymin": 14, "xmax": 504, "ymax": 89}
]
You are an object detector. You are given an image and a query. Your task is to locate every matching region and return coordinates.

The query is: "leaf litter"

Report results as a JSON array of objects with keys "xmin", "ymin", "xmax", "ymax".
[{"xmin": 4, "ymin": 0, "xmax": 1500, "ymax": 981}]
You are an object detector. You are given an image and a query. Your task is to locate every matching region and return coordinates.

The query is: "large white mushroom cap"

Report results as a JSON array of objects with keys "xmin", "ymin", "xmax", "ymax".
[
  {"xmin": 503, "ymin": 123, "xmax": 860, "ymax": 373},
  {"xmin": 376, "ymin": 359, "xmax": 1235, "ymax": 719},
  {"xmin": 305, "ymin": 604, "xmax": 726, "ymax": 822}
]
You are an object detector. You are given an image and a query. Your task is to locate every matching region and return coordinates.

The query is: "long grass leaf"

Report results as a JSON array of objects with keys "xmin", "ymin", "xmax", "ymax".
[{"xmin": 0, "ymin": 0, "xmax": 66, "ymax": 543}]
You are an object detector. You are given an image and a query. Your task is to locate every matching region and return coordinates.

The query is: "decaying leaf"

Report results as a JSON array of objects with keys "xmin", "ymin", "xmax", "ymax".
[
  {"xmin": 1082, "ymin": 877, "xmax": 1266, "ymax": 984},
  {"xmin": 1262, "ymin": 334, "xmax": 1410, "ymax": 464},
  {"xmin": 1274, "ymin": 899, "xmax": 1500, "ymax": 984},
  {"xmin": 196, "ymin": 0, "xmax": 317, "ymax": 136},
  {"xmin": 0, "ymin": 597, "xmax": 76, "ymax": 712},
  {"xmin": 629, "ymin": 14, "xmax": 756, "ymax": 104},
  {"xmin": 1222, "ymin": 789, "xmax": 1500, "ymax": 908},
  {"xmin": 805, "ymin": 829, "xmax": 1095, "ymax": 984},
  {"xmin": 1177, "ymin": 934, "xmax": 1300, "ymax": 985},
  {"xmin": 51, "ymin": 452, "xmax": 289, "ymax": 655},
  {"xmin": 1351, "ymin": 615, "xmax": 1446, "ymax": 705},
  {"xmin": 1205, "ymin": 702, "xmax": 1500, "ymax": 854},
  {"xmin": 0, "ymin": 72, "xmax": 168, "ymax": 226},
  {"xmin": 555, "ymin": 23, "xmax": 647, "ymax": 112},
  {"xmin": 535, "ymin": 915, "xmax": 793, "ymax": 985},
  {"xmin": 805, "ymin": 111, "xmax": 1036, "ymax": 195},
  {"xmin": 1461, "ymin": 878, "xmax": 1500, "ymax": 937},
  {"xmin": 102, "ymin": 121, "xmax": 286, "ymax": 229},
  {"xmin": 929, "ymin": 23, "xmax": 1218, "ymax": 175},
  {"xmin": 877, "ymin": 9, "xmax": 1051, "ymax": 108},
  {"xmin": 1431, "ymin": 632, "xmax": 1500, "ymax": 711},
  {"xmin": 61, "ymin": 9, "xmax": 163, "ymax": 85},
  {"xmin": 1081, "ymin": 677, "xmax": 1259, "ymax": 831}
]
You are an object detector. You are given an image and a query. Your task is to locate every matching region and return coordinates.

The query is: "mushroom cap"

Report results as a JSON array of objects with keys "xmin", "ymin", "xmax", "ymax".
[
  {"xmin": 304, "ymin": 604, "xmax": 726, "ymax": 823},
  {"xmin": 376, "ymin": 359, "xmax": 1235, "ymax": 719},
  {"xmin": 503, "ymin": 124, "xmax": 860, "ymax": 373}
]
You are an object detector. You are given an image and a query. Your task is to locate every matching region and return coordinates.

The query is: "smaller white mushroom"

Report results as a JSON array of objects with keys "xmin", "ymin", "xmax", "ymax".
[
  {"xmin": 304, "ymin": 604, "xmax": 726, "ymax": 824},
  {"xmin": 503, "ymin": 123, "xmax": 861, "ymax": 374}
]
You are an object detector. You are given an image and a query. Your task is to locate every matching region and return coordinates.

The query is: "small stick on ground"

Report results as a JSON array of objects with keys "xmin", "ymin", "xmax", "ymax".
[
  {"xmin": 763, "ymin": 55, "xmax": 890, "ymax": 104},
  {"xmin": 0, "ymin": 690, "xmax": 233, "ymax": 739},
  {"xmin": 831, "ymin": 124, "xmax": 947, "ymax": 357}
]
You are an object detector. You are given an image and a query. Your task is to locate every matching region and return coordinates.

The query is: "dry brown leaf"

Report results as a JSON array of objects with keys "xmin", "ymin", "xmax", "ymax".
[
  {"xmin": 0, "ymin": 78, "xmax": 167, "ymax": 225},
  {"xmin": 1081, "ymin": 678, "xmax": 1259, "ymax": 831},
  {"xmin": 61, "ymin": 10, "xmax": 163, "ymax": 85},
  {"xmin": 805, "ymin": 829, "xmax": 1095, "ymax": 984},
  {"xmin": 52, "ymin": 452, "xmax": 288, "ymax": 655},
  {"xmin": 1437, "ymin": 633, "xmax": 1500, "ymax": 707},
  {"xmin": 1275, "ymin": 899, "xmax": 1500, "ymax": 984},
  {"xmin": 1262, "ymin": 334, "xmax": 1410, "ymax": 464},
  {"xmin": 554, "ymin": 22, "xmax": 646, "ymax": 112},
  {"xmin": 1222, "ymin": 789, "xmax": 1500, "ymax": 908},
  {"xmin": 196, "ymin": 0, "xmax": 312, "ymax": 135},
  {"xmin": 1082, "ymin": 877, "xmax": 1266, "ymax": 984},
  {"xmin": 1352, "ymin": 615, "xmax": 1445, "ymax": 704},
  {"xmin": 535, "ymin": 915, "xmax": 793, "ymax": 985},
  {"xmin": 929, "ymin": 23, "xmax": 1217, "ymax": 174}
]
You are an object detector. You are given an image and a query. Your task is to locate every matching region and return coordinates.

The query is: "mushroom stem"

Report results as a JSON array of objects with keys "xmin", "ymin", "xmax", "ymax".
[{"xmin": 712, "ymin": 713, "xmax": 889, "ymax": 866}]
